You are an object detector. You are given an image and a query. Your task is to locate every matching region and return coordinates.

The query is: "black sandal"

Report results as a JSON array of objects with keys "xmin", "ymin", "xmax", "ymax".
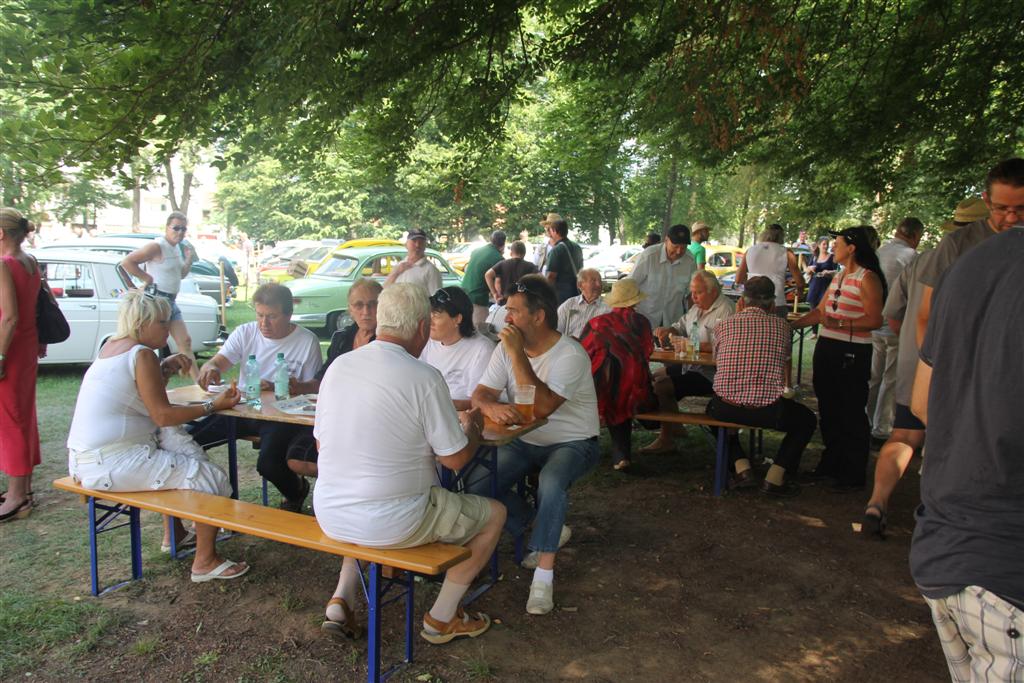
[{"xmin": 862, "ymin": 504, "xmax": 888, "ymax": 539}]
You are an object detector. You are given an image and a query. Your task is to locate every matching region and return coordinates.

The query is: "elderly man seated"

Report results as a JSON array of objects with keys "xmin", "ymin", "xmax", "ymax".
[
  {"xmin": 469, "ymin": 275, "xmax": 600, "ymax": 615},
  {"xmin": 313, "ymin": 283, "xmax": 506, "ymax": 644},
  {"xmin": 556, "ymin": 268, "xmax": 610, "ymax": 339},
  {"xmin": 642, "ymin": 270, "xmax": 734, "ymax": 453},
  {"xmin": 707, "ymin": 277, "xmax": 817, "ymax": 497},
  {"xmin": 192, "ymin": 283, "xmax": 323, "ymax": 511}
]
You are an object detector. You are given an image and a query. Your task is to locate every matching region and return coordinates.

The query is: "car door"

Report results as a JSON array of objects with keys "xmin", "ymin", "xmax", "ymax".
[{"xmin": 40, "ymin": 260, "xmax": 100, "ymax": 363}]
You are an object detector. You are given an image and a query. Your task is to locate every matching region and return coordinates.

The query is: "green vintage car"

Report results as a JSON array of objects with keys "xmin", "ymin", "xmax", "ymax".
[{"xmin": 285, "ymin": 246, "xmax": 462, "ymax": 332}]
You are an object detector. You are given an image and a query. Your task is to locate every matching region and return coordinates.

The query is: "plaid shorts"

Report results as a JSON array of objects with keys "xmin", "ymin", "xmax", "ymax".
[{"xmin": 924, "ymin": 586, "xmax": 1024, "ymax": 682}]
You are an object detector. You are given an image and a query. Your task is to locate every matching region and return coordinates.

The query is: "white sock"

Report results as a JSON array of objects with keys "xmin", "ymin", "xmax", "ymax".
[
  {"xmin": 326, "ymin": 557, "xmax": 361, "ymax": 622},
  {"xmin": 426, "ymin": 579, "xmax": 470, "ymax": 628},
  {"xmin": 533, "ymin": 567, "xmax": 554, "ymax": 586}
]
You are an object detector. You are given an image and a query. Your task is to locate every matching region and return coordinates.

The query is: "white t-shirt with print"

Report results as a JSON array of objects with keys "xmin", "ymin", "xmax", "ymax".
[
  {"xmin": 394, "ymin": 258, "xmax": 443, "ymax": 294},
  {"xmin": 478, "ymin": 334, "xmax": 599, "ymax": 447},
  {"xmin": 313, "ymin": 341, "xmax": 468, "ymax": 546},
  {"xmin": 419, "ymin": 334, "xmax": 496, "ymax": 401},
  {"xmin": 219, "ymin": 322, "xmax": 323, "ymax": 381}
]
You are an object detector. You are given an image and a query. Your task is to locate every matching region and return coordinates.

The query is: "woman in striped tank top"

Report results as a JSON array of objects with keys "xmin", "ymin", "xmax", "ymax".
[{"xmin": 792, "ymin": 226, "xmax": 886, "ymax": 491}]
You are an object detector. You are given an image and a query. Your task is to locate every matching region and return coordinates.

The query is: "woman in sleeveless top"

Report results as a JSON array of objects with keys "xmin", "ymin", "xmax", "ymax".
[
  {"xmin": 792, "ymin": 226, "xmax": 887, "ymax": 491},
  {"xmin": 67, "ymin": 290, "xmax": 250, "ymax": 581},
  {"xmin": 0, "ymin": 208, "xmax": 45, "ymax": 522}
]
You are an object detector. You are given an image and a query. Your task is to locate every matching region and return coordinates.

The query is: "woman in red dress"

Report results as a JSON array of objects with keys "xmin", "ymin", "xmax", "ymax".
[
  {"xmin": 580, "ymin": 278, "xmax": 655, "ymax": 471},
  {"xmin": 0, "ymin": 208, "xmax": 44, "ymax": 522}
]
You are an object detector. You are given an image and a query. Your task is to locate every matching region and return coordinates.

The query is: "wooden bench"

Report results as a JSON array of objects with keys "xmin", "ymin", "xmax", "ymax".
[
  {"xmin": 53, "ymin": 476, "xmax": 469, "ymax": 683},
  {"xmin": 635, "ymin": 411, "xmax": 756, "ymax": 496}
]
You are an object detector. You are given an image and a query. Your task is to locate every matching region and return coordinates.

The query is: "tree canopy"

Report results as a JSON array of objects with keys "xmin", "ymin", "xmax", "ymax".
[{"xmin": 2, "ymin": 0, "xmax": 1022, "ymax": 242}]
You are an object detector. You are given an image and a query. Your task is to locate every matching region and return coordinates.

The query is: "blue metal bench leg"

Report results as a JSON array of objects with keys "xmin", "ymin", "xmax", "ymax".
[
  {"xmin": 367, "ymin": 562, "xmax": 383, "ymax": 683},
  {"xmin": 227, "ymin": 416, "xmax": 239, "ymax": 499},
  {"xmin": 87, "ymin": 496, "xmax": 144, "ymax": 596},
  {"xmin": 130, "ymin": 506, "xmax": 143, "ymax": 580},
  {"xmin": 713, "ymin": 428, "xmax": 728, "ymax": 496},
  {"xmin": 88, "ymin": 497, "xmax": 100, "ymax": 596},
  {"xmin": 262, "ymin": 478, "xmax": 269, "ymax": 506},
  {"xmin": 404, "ymin": 566, "xmax": 415, "ymax": 665}
]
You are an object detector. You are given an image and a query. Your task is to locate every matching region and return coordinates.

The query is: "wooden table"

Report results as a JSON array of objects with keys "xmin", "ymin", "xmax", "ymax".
[{"xmin": 650, "ymin": 349, "xmax": 717, "ymax": 367}]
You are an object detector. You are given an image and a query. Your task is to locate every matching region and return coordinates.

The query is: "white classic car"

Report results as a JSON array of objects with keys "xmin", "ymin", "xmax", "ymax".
[{"xmin": 33, "ymin": 249, "xmax": 225, "ymax": 365}]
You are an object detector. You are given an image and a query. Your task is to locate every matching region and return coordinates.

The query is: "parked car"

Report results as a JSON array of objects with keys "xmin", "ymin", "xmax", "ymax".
[
  {"xmin": 305, "ymin": 238, "xmax": 403, "ymax": 276},
  {"xmin": 32, "ymin": 250, "xmax": 223, "ymax": 364},
  {"xmin": 35, "ymin": 238, "xmax": 234, "ymax": 306},
  {"xmin": 286, "ymin": 246, "xmax": 462, "ymax": 333},
  {"xmin": 705, "ymin": 245, "xmax": 745, "ymax": 278},
  {"xmin": 257, "ymin": 243, "xmax": 336, "ymax": 284},
  {"xmin": 584, "ymin": 244, "xmax": 644, "ymax": 283},
  {"xmin": 444, "ymin": 241, "xmax": 488, "ymax": 273}
]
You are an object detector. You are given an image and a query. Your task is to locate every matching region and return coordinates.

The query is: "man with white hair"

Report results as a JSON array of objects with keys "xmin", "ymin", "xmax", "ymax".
[
  {"xmin": 556, "ymin": 268, "xmax": 610, "ymax": 339},
  {"xmin": 642, "ymin": 270, "xmax": 734, "ymax": 453},
  {"xmin": 313, "ymin": 283, "xmax": 506, "ymax": 645},
  {"xmin": 385, "ymin": 228, "xmax": 442, "ymax": 294}
]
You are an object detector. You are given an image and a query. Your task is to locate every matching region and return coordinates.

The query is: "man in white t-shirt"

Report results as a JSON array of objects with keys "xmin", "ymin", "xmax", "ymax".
[
  {"xmin": 469, "ymin": 274, "xmax": 600, "ymax": 616},
  {"xmin": 192, "ymin": 283, "xmax": 322, "ymax": 511},
  {"xmin": 384, "ymin": 228, "xmax": 442, "ymax": 294},
  {"xmin": 313, "ymin": 283, "xmax": 506, "ymax": 645}
]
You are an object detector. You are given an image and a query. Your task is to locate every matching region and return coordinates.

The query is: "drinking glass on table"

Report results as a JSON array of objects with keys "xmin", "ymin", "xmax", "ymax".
[{"xmin": 513, "ymin": 384, "xmax": 536, "ymax": 423}]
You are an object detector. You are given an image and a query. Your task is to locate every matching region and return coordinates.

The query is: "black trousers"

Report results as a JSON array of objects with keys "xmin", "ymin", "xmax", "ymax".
[
  {"xmin": 607, "ymin": 420, "xmax": 632, "ymax": 465},
  {"xmin": 812, "ymin": 336, "xmax": 873, "ymax": 486},
  {"xmin": 666, "ymin": 366, "xmax": 714, "ymax": 400},
  {"xmin": 707, "ymin": 395, "xmax": 818, "ymax": 473},
  {"xmin": 188, "ymin": 416, "xmax": 311, "ymax": 501}
]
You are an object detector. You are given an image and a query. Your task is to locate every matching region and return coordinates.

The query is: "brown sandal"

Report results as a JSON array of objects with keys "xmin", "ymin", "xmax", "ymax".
[
  {"xmin": 421, "ymin": 607, "xmax": 491, "ymax": 644},
  {"xmin": 321, "ymin": 597, "xmax": 363, "ymax": 640}
]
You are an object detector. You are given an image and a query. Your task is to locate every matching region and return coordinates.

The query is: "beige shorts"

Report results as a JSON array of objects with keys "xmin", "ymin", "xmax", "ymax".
[{"xmin": 384, "ymin": 486, "xmax": 492, "ymax": 550}]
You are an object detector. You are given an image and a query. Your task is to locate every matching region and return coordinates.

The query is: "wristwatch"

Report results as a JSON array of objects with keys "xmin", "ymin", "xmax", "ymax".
[{"xmin": 202, "ymin": 399, "xmax": 215, "ymax": 416}]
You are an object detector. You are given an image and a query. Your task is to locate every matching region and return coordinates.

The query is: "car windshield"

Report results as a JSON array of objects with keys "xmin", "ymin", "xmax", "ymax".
[{"xmin": 316, "ymin": 255, "xmax": 360, "ymax": 278}]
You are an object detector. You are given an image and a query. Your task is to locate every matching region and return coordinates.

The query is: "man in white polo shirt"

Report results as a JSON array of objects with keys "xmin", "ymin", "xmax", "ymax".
[
  {"xmin": 313, "ymin": 283, "xmax": 506, "ymax": 645},
  {"xmin": 192, "ymin": 283, "xmax": 322, "ymax": 511},
  {"xmin": 469, "ymin": 274, "xmax": 600, "ymax": 616},
  {"xmin": 384, "ymin": 227, "xmax": 443, "ymax": 294}
]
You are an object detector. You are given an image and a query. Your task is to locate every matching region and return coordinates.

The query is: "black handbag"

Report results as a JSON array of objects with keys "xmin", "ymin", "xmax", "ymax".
[{"xmin": 36, "ymin": 278, "xmax": 70, "ymax": 344}]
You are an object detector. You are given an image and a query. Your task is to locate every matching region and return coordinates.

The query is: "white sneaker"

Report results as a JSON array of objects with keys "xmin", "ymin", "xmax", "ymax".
[
  {"xmin": 526, "ymin": 580, "xmax": 554, "ymax": 615},
  {"xmin": 521, "ymin": 525, "xmax": 572, "ymax": 569}
]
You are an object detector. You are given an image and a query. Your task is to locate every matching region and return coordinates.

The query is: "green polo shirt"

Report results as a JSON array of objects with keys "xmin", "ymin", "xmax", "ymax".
[
  {"xmin": 687, "ymin": 242, "xmax": 706, "ymax": 267},
  {"xmin": 460, "ymin": 243, "xmax": 504, "ymax": 305}
]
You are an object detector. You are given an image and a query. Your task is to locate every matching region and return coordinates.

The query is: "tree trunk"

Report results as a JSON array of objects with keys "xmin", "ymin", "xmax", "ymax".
[
  {"xmin": 164, "ymin": 159, "xmax": 179, "ymax": 212},
  {"xmin": 663, "ymin": 156, "xmax": 678, "ymax": 232},
  {"xmin": 132, "ymin": 175, "xmax": 142, "ymax": 232},
  {"xmin": 179, "ymin": 170, "xmax": 193, "ymax": 215},
  {"xmin": 738, "ymin": 182, "xmax": 752, "ymax": 247}
]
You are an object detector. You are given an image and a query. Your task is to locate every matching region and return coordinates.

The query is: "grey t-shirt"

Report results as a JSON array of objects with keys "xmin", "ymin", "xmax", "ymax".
[
  {"xmin": 881, "ymin": 250, "xmax": 933, "ymax": 406},
  {"xmin": 916, "ymin": 219, "xmax": 994, "ymax": 288},
  {"xmin": 909, "ymin": 229, "xmax": 1024, "ymax": 609}
]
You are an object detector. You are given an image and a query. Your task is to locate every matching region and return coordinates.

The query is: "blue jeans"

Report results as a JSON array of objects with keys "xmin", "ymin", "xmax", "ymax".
[{"xmin": 467, "ymin": 437, "xmax": 599, "ymax": 553}]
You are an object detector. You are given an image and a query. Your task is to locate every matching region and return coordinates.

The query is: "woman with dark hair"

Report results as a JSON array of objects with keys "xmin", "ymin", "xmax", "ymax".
[
  {"xmin": 420, "ymin": 286, "xmax": 496, "ymax": 410},
  {"xmin": 0, "ymin": 208, "xmax": 45, "ymax": 522},
  {"xmin": 793, "ymin": 225, "xmax": 887, "ymax": 491},
  {"xmin": 804, "ymin": 237, "xmax": 838, "ymax": 336}
]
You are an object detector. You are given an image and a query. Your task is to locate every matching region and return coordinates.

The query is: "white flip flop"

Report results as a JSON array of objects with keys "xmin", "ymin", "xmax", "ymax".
[
  {"xmin": 161, "ymin": 530, "xmax": 197, "ymax": 554},
  {"xmin": 190, "ymin": 559, "xmax": 250, "ymax": 583}
]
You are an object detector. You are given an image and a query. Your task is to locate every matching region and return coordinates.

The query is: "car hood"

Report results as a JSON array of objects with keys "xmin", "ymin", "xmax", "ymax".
[{"xmin": 285, "ymin": 277, "xmax": 339, "ymax": 295}]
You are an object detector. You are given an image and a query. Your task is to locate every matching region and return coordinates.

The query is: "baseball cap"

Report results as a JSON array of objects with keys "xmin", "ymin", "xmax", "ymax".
[
  {"xmin": 665, "ymin": 224, "xmax": 691, "ymax": 245},
  {"xmin": 828, "ymin": 225, "xmax": 875, "ymax": 252},
  {"xmin": 405, "ymin": 228, "xmax": 428, "ymax": 241}
]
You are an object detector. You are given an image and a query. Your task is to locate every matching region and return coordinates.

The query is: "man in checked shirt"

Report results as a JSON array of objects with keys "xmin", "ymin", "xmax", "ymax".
[{"xmin": 706, "ymin": 277, "xmax": 817, "ymax": 497}]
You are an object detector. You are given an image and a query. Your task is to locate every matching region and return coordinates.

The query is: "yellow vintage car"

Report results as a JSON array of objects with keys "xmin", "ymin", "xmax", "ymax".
[
  {"xmin": 705, "ymin": 245, "xmax": 745, "ymax": 278},
  {"xmin": 261, "ymin": 238, "xmax": 404, "ymax": 284},
  {"xmin": 305, "ymin": 238, "xmax": 403, "ymax": 276}
]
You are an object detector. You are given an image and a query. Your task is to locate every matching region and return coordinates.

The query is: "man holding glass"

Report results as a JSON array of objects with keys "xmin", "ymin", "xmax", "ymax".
[{"xmin": 469, "ymin": 274, "xmax": 599, "ymax": 616}]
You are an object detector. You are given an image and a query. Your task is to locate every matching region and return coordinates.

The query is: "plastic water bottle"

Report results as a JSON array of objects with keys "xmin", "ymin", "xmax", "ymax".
[
  {"xmin": 244, "ymin": 354, "xmax": 261, "ymax": 410},
  {"xmin": 273, "ymin": 352, "xmax": 289, "ymax": 400},
  {"xmin": 689, "ymin": 321, "xmax": 701, "ymax": 360}
]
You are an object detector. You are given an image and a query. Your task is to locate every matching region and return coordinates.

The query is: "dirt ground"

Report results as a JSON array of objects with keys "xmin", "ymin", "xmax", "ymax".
[{"xmin": 25, "ymin": 432, "xmax": 947, "ymax": 683}]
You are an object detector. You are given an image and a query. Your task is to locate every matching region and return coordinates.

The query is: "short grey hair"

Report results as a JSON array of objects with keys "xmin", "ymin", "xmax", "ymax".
[
  {"xmin": 577, "ymin": 267, "xmax": 601, "ymax": 285},
  {"xmin": 377, "ymin": 283, "xmax": 430, "ymax": 339},
  {"xmin": 349, "ymin": 277, "xmax": 383, "ymax": 299},
  {"xmin": 112, "ymin": 289, "xmax": 172, "ymax": 342},
  {"xmin": 690, "ymin": 270, "xmax": 721, "ymax": 294}
]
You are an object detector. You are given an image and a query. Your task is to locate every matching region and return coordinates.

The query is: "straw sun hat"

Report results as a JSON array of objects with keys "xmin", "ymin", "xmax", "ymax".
[{"xmin": 603, "ymin": 278, "xmax": 646, "ymax": 308}]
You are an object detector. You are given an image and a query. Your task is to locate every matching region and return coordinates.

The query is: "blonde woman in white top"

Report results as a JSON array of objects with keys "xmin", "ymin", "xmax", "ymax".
[
  {"xmin": 120, "ymin": 212, "xmax": 198, "ymax": 378},
  {"xmin": 67, "ymin": 290, "xmax": 249, "ymax": 582}
]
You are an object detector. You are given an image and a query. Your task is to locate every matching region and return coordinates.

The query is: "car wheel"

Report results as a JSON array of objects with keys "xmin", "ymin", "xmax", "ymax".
[{"xmin": 324, "ymin": 312, "xmax": 340, "ymax": 337}]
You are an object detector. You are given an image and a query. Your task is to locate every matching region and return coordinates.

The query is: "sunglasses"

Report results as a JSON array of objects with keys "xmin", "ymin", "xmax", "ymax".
[
  {"xmin": 170, "ymin": 225, "xmax": 187, "ymax": 233},
  {"xmin": 429, "ymin": 288, "xmax": 452, "ymax": 307}
]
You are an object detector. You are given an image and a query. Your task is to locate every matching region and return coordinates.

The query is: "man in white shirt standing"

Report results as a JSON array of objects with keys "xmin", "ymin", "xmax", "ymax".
[
  {"xmin": 556, "ymin": 268, "xmax": 610, "ymax": 339},
  {"xmin": 384, "ymin": 228, "xmax": 443, "ymax": 294},
  {"xmin": 469, "ymin": 274, "xmax": 600, "ymax": 616},
  {"xmin": 630, "ymin": 224, "xmax": 698, "ymax": 329},
  {"xmin": 867, "ymin": 217, "xmax": 922, "ymax": 447},
  {"xmin": 192, "ymin": 283, "xmax": 323, "ymax": 511},
  {"xmin": 313, "ymin": 283, "xmax": 506, "ymax": 645}
]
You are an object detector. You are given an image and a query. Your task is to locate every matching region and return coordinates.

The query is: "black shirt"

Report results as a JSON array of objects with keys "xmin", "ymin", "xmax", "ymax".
[
  {"xmin": 910, "ymin": 228, "xmax": 1024, "ymax": 609},
  {"xmin": 314, "ymin": 325, "xmax": 375, "ymax": 381}
]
